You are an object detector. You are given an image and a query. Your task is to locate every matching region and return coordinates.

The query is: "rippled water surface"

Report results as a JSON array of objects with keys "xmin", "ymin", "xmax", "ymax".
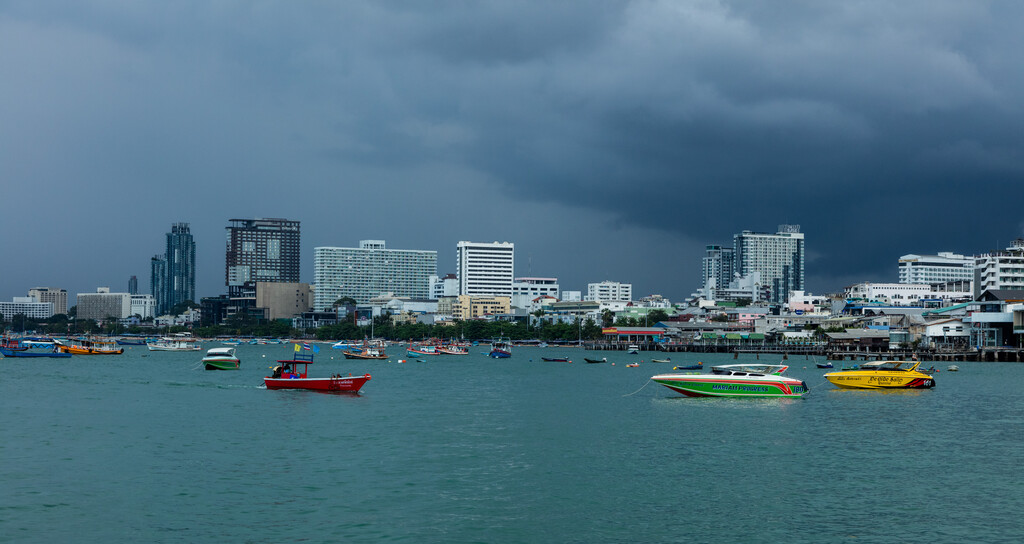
[{"xmin": 2, "ymin": 345, "xmax": 1022, "ymax": 543}]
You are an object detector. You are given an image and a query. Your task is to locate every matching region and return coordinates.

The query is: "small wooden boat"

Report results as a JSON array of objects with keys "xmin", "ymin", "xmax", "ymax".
[
  {"xmin": 343, "ymin": 348, "xmax": 388, "ymax": 360},
  {"xmin": 541, "ymin": 357, "xmax": 571, "ymax": 362},
  {"xmin": 57, "ymin": 338, "xmax": 123, "ymax": 355},
  {"xmin": 672, "ymin": 363, "xmax": 703, "ymax": 370},
  {"xmin": 584, "ymin": 357, "xmax": 607, "ymax": 364},
  {"xmin": 947, "ymin": 365, "xmax": 959, "ymax": 372},
  {"xmin": 651, "ymin": 358, "xmax": 672, "ymax": 363},
  {"xmin": 407, "ymin": 345, "xmax": 440, "ymax": 356},
  {"xmin": 489, "ymin": 338, "xmax": 512, "ymax": 359},
  {"xmin": 816, "ymin": 362, "xmax": 834, "ymax": 369},
  {"xmin": 626, "ymin": 363, "xmax": 640, "ymax": 368},
  {"xmin": 265, "ymin": 349, "xmax": 371, "ymax": 393},
  {"xmin": 437, "ymin": 345, "xmax": 469, "ymax": 355},
  {"xmin": 627, "ymin": 345, "xmax": 640, "ymax": 354},
  {"xmin": 202, "ymin": 347, "xmax": 240, "ymax": 370}
]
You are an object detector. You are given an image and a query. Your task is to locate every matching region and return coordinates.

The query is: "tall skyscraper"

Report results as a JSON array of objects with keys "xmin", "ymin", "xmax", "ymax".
[
  {"xmin": 456, "ymin": 241, "xmax": 514, "ymax": 297},
  {"xmin": 165, "ymin": 223, "xmax": 196, "ymax": 311},
  {"xmin": 313, "ymin": 239, "xmax": 438, "ymax": 309},
  {"xmin": 128, "ymin": 275, "xmax": 138, "ymax": 295},
  {"xmin": 150, "ymin": 255, "xmax": 167, "ymax": 314},
  {"xmin": 702, "ymin": 245, "xmax": 735, "ymax": 292},
  {"xmin": 225, "ymin": 218, "xmax": 301, "ymax": 295},
  {"xmin": 734, "ymin": 225, "xmax": 805, "ymax": 304}
]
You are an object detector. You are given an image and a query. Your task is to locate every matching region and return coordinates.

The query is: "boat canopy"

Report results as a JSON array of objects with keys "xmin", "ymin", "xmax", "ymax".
[
  {"xmin": 711, "ymin": 364, "xmax": 788, "ymax": 375},
  {"xmin": 206, "ymin": 347, "xmax": 236, "ymax": 356},
  {"xmin": 858, "ymin": 361, "xmax": 919, "ymax": 371}
]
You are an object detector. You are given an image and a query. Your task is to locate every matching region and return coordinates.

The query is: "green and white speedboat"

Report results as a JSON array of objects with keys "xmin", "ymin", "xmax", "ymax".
[
  {"xmin": 652, "ymin": 364, "xmax": 808, "ymax": 398},
  {"xmin": 202, "ymin": 347, "xmax": 240, "ymax": 370}
]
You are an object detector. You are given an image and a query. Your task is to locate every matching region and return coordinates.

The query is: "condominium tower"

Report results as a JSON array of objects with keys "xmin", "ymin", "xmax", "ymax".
[
  {"xmin": 456, "ymin": 241, "xmax": 514, "ymax": 297},
  {"xmin": 225, "ymin": 218, "xmax": 301, "ymax": 295},
  {"xmin": 702, "ymin": 245, "xmax": 735, "ymax": 292},
  {"xmin": 314, "ymin": 240, "xmax": 438, "ymax": 309},
  {"xmin": 587, "ymin": 280, "xmax": 633, "ymax": 302},
  {"xmin": 734, "ymin": 225, "xmax": 805, "ymax": 304},
  {"xmin": 27, "ymin": 287, "xmax": 67, "ymax": 316},
  {"xmin": 165, "ymin": 223, "xmax": 196, "ymax": 312}
]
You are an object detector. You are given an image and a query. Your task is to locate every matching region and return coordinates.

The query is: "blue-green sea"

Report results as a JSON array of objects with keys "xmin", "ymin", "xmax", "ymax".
[{"xmin": 2, "ymin": 344, "xmax": 1022, "ymax": 543}]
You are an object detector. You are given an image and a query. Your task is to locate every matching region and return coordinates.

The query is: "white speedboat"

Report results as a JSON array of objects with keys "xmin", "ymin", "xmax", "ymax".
[{"xmin": 147, "ymin": 333, "xmax": 202, "ymax": 351}]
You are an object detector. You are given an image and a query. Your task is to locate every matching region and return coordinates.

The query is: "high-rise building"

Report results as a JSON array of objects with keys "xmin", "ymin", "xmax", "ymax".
[
  {"xmin": 150, "ymin": 255, "xmax": 167, "ymax": 314},
  {"xmin": 165, "ymin": 223, "xmax": 196, "ymax": 311},
  {"xmin": 898, "ymin": 252, "xmax": 974, "ymax": 284},
  {"xmin": 128, "ymin": 276, "xmax": 138, "ymax": 295},
  {"xmin": 76, "ymin": 287, "xmax": 131, "ymax": 320},
  {"xmin": 974, "ymin": 240, "xmax": 1024, "ymax": 297},
  {"xmin": 456, "ymin": 241, "xmax": 514, "ymax": 297},
  {"xmin": 587, "ymin": 280, "xmax": 632, "ymax": 302},
  {"xmin": 734, "ymin": 225, "xmax": 805, "ymax": 304},
  {"xmin": 314, "ymin": 240, "xmax": 437, "ymax": 309},
  {"xmin": 225, "ymin": 218, "xmax": 301, "ymax": 295},
  {"xmin": 28, "ymin": 287, "xmax": 67, "ymax": 316},
  {"xmin": 702, "ymin": 245, "xmax": 735, "ymax": 292}
]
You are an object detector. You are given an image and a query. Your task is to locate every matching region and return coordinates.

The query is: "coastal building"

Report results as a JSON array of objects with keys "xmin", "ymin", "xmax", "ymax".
[
  {"xmin": 0, "ymin": 297, "xmax": 54, "ymax": 320},
  {"xmin": 130, "ymin": 294, "xmax": 156, "ymax": 319},
  {"xmin": 973, "ymin": 240, "xmax": 1024, "ymax": 297},
  {"xmin": 587, "ymin": 280, "xmax": 632, "ymax": 302},
  {"xmin": 702, "ymin": 245, "xmax": 735, "ymax": 294},
  {"xmin": 512, "ymin": 277, "xmax": 560, "ymax": 308},
  {"xmin": 165, "ymin": 222, "xmax": 196, "ymax": 312},
  {"xmin": 76, "ymin": 288, "xmax": 131, "ymax": 321},
  {"xmin": 27, "ymin": 287, "xmax": 67, "ymax": 316},
  {"xmin": 899, "ymin": 252, "xmax": 974, "ymax": 285},
  {"xmin": 226, "ymin": 218, "xmax": 301, "ymax": 295},
  {"xmin": 255, "ymin": 282, "xmax": 312, "ymax": 320},
  {"xmin": 150, "ymin": 255, "xmax": 167, "ymax": 314},
  {"xmin": 561, "ymin": 290, "xmax": 582, "ymax": 302},
  {"xmin": 450, "ymin": 295, "xmax": 512, "ymax": 320},
  {"xmin": 966, "ymin": 289, "xmax": 1024, "ymax": 348},
  {"xmin": 430, "ymin": 274, "xmax": 459, "ymax": 299},
  {"xmin": 313, "ymin": 240, "xmax": 437, "ymax": 309},
  {"xmin": 456, "ymin": 241, "xmax": 514, "ymax": 297},
  {"xmin": 734, "ymin": 225, "xmax": 805, "ymax": 304}
]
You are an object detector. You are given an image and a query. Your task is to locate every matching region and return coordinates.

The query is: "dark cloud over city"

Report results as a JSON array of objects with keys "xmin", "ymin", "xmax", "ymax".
[{"xmin": 2, "ymin": 1, "xmax": 1023, "ymax": 303}]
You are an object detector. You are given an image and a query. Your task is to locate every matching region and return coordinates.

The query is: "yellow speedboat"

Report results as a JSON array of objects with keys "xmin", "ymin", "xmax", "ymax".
[{"xmin": 824, "ymin": 360, "xmax": 935, "ymax": 389}]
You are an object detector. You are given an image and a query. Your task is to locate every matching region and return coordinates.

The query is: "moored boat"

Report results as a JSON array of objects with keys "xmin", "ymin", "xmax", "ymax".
[
  {"xmin": 947, "ymin": 365, "xmax": 959, "ymax": 372},
  {"xmin": 651, "ymin": 358, "xmax": 671, "ymax": 363},
  {"xmin": 489, "ymin": 338, "xmax": 512, "ymax": 358},
  {"xmin": 541, "ymin": 357, "xmax": 571, "ymax": 362},
  {"xmin": 824, "ymin": 360, "xmax": 935, "ymax": 389},
  {"xmin": 652, "ymin": 364, "xmax": 809, "ymax": 398},
  {"xmin": 147, "ymin": 333, "xmax": 202, "ymax": 351},
  {"xmin": 408, "ymin": 345, "xmax": 440, "ymax": 356},
  {"xmin": 0, "ymin": 339, "xmax": 71, "ymax": 358},
  {"xmin": 584, "ymin": 357, "xmax": 607, "ymax": 364},
  {"xmin": 265, "ymin": 346, "xmax": 371, "ymax": 393},
  {"xmin": 627, "ymin": 345, "xmax": 640, "ymax": 354},
  {"xmin": 343, "ymin": 347, "xmax": 388, "ymax": 360},
  {"xmin": 437, "ymin": 345, "xmax": 469, "ymax": 355},
  {"xmin": 56, "ymin": 338, "xmax": 124, "ymax": 355},
  {"xmin": 672, "ymin": 362, "xmax": 703, "ymax": 370},
  {"xmin": 202, "ymin": 347, "xmax": 240, "ymax": 370}
]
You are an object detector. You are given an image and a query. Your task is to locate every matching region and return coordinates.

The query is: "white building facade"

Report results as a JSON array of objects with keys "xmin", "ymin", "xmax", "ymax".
[
  {"xmin": 846, "ymin": 282, "xmax": 971, "ymax": 306},
  {"xmin": 430, "ymin": 274, "xmax": 459, "ymax": 299},
  {"xmin": 974, "ymin": 240, "xmax": 1024, "ymax": 297},
  {"xmin": 587, "ymin": 280, "xmax": 632, "ymax": 302},
  {"xmin": 314, "ymin": 240, "xmax": 438, "ymax": 309},
  {"xmin": 0, "ymin": 297, "xmax": 54, "ymax": 320},
  {"xmin": 899, "ymin": 252, "xmax": 974, "ymax": 284},
  {"xmin": 456, "ymin": 241, "xmax": 514, "ymax": 297},
  {"xmin": 734, "ymin": 225, "xmax": 805, "ymax": 304},
  {"xmin": 130, "ymin": 294, "xmax": 157, "ymax": 319},
  {"xmin": 28, "ymin": 287, "xmax": 67, "ymax": 315},
  {"xmin": 512, "ymin": 277, "xmax": 560, "ymax": 308},
  {"xmin": 76, "ymin": 288, "xmax": 132, "ymax": 320}
]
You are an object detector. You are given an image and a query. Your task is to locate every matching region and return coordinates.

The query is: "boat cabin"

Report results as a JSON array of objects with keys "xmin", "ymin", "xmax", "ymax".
[
  {"xmin": 857, "ymin": 361, "xmax": 920, "ymax": 372},
  {"xmin": 711, "ymin": 364, "xmax": 788, "ymax": 376}
]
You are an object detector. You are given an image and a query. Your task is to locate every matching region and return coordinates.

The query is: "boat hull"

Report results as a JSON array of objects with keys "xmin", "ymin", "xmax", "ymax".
[
  {"xmin": 264, "ymin": 374, "xmax": 371, "ymax": 392},
  {"xmin": 824, "ymin": 372, "xmax": 935, "ymax": 389},
  {"xmin": 203, "ymin": 358, "xmax": 240, "ymax": 370},
  {"xmin": 652, "ymin": 374, "xmax": 808, "ymax": 398},
  {"xmin": 343, "ymin": 350, "xmax": 387, "ymax": 360},
  {"xmin": 58, "ymin": 345, "xmax": 123, "ymax": 355},
  {"xmin": 0, "ymin": 347, "xmax": 71, "ymax": 358},
  {"xmin": 489, "ymin": 350, "xmax": 511, "ymax": 358}
]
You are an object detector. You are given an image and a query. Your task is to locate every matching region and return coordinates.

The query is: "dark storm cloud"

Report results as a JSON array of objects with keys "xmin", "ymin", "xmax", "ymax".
[{"xmin": 2, "ymin": 1, "xmax": 1023, "ymax": 302}]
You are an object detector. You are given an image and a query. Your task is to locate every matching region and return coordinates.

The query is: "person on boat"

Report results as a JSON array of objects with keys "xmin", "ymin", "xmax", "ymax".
[{"xmin": 272, "ymin": 365, "xmax": 283, "ymax": 379}]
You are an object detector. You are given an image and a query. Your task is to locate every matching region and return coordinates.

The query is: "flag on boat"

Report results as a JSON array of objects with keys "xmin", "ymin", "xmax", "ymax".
[
  {"xmin": 294, "ymin": 343, "xmax": 300, "ymax": 352},
  {"xmin": 312, "ymin": 344, "xmax": 320, "ymax": 354},
  {"xmin": 302, "ymin": 342, "xmax": 311, "ymax": 350}
]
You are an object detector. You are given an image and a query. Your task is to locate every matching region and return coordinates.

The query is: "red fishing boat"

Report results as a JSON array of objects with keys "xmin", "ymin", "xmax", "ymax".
[{"xmin": 265, "ymin": 345, "xmax": 371, "ymax": 393}]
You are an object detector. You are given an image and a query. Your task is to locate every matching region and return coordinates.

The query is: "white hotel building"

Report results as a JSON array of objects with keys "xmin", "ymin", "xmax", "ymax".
[
  {"xmin": 973, "ymin": 239, "xmax": 1024, "ymax": 297},
  {"xmin": 898, "ymin": 252, "xmax": 974, "ymax": 285},
  {"xmin": 512, "ymin": 277, "xmax": 560, "ymax": 308},
  {"xmin": 587, "ymin": 280, "xmax": 632, "ymax": 302},
  {"xmin": 314, "ymin": 240, "xmax": 437, "ymax": 309},
  {"xmin": 456, "ymin": 241, "xmax": 514, "ymax": 297}
]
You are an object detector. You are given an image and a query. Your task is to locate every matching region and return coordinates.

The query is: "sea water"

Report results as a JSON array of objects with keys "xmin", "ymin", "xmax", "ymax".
[{"xmin": 1, "ymin": 345, "xmax": 1022, "ymax": 543}]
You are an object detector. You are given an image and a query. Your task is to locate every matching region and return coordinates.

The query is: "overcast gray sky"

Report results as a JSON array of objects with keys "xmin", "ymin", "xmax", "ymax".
[{"xmin": 2, "ymin": 1, "xmax": 1023, "ymax": 305}]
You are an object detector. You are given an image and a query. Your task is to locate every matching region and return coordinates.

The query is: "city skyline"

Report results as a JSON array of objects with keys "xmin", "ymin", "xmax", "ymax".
[{"xmin": 3, "ymin": 3, "xmax": 1023, "ymax": 305}]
